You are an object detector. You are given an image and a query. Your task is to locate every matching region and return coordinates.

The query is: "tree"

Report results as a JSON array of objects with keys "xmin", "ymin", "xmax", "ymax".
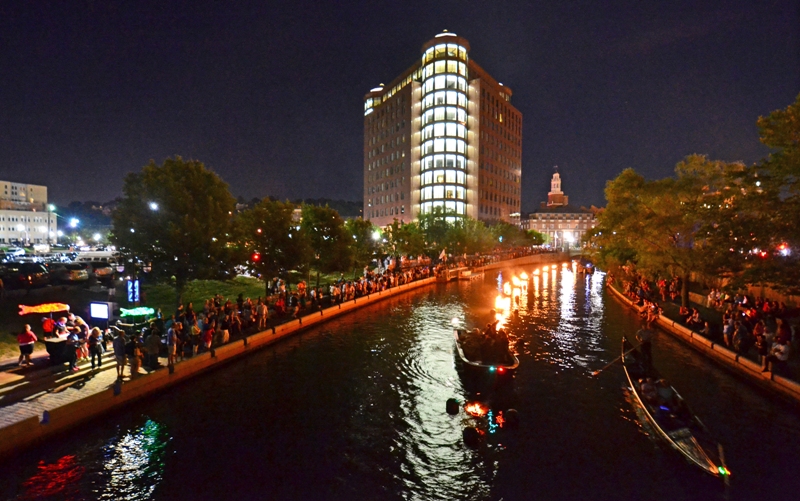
[
  {"xmin": 488, "ymin": 220, "xmax": 532, "ymax": 249},
  {"xmin": 300, "ymin": 204, "xmax": 351, "ymax": 275},
  {"xmin": 111, "ymin": 157, "xmax": 236, "ymax": 306},
  {"xmin": 233, "ymin": 199, "xmax": 311, "ymax": 295},
  {"xmin": 591, "ymin": 156, "xmax": 737, "ymax": 305},
  {"xmin": 445, "ymin": 217, "xmax": 494, "ymax": 256},
  {"xmin": 417, "ymin": 207, "xmax": 454, "ymax": 257},
  {"xmin": 344, "ymin": 218, "xmax": 379, "ymax": 277},
  {"xmin": 739, "ymin": 93, "xmax": 800, "ymax": 293}
]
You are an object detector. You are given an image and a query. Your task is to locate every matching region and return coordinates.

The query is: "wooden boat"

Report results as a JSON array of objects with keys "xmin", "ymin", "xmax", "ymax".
[
  {"xmin": 622, "ymin": 338, "xmax": 730, "ymax": 479},
  {"xmin": 458, "ymin": 268, "xmax": 484, "ymax": 280},
  {"xmin": 454, "ymin": 329, "xmax": 519, "ymax": 377}
]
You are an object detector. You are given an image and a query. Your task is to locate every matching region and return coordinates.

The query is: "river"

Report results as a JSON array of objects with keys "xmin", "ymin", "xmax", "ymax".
[{"xmin": 2, "ymin": 263, "xmax": 799, "ymax": 500}]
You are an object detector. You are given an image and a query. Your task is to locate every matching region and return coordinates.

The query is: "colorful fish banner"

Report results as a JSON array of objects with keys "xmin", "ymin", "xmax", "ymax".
[{"xmin": 18, "ymin": 303, "xmax": 71, "ymax": 315}]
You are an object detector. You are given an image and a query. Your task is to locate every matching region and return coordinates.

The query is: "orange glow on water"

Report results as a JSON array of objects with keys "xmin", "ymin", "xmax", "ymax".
[{"xmin": 465, "ymin": 402, "xmax": 488, "ymax": 417}]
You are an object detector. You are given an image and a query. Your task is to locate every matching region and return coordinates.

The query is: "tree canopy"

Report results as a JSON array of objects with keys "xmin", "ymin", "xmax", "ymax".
[{"xmin": 111, "ymin": 157, "xmax": 236, "ymax": 304}]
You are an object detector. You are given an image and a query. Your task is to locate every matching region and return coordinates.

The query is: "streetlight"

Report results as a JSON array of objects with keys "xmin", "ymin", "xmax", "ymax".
[{"xmin": 149, "ymin": 202, "xmax": 159, "ymax": 211}]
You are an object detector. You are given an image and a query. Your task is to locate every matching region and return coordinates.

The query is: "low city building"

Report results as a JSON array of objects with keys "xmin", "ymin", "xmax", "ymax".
[
  {"xmin": 521, "ymin": 170, "xmax": 599, "ymax": 249},
  {"xmin": 0, "ymin": 181, "xmax": 57, "ymax": 245}
]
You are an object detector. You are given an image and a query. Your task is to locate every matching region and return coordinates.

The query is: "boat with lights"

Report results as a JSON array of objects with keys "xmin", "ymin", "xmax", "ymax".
[
  {"xmin": 621, "ymin": 338, "xmax": 730, "ymax": 479},
  {"xmin": 453, "ymin": 329, "xmax": 519, "ymax": 378}
]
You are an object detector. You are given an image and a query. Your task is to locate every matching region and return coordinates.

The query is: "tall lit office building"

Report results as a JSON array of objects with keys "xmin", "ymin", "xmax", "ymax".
[{"xmin": 363, "ymin": 31, "xmax": 522, "ymax": 227}]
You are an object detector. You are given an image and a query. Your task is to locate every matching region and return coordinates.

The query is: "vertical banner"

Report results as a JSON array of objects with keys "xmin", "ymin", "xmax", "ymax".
[{"xmin": 127, "ymin": 279, "xmax": 140, "ymax": 303}]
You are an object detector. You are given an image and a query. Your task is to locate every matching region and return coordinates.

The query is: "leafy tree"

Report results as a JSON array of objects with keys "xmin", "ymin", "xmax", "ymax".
[
  {"xmin": 527, "ymin": 229, "xmax": 546, "ymax": 246},
  {"xmin": 737, "ymin": 93, "xmax": 800, "ymax": 294},
  {"xmin": 417, "ymin": 207, "xmax": 454, "ymax": 257},
  {"xmin": 111, "ymin": 157, "xmax": 236, "ymax": 306},
  {"xmin": 383, "ymin": 220, "xmax": 426, "ymax": 262},
  {"xmin": 233, "ymin": 199, "xmax": 311, "ymax": 295},
  {"xmin": 591, "ymin": 156, "xmax": 738, "ymax": 305},
  {"xmin": 300, "ymin": 204, "xmax": 352, "ymax": 274},
  {"xmin": 445, "ymin": 217, "xmax": 494, "ymax": 255},
  {"xmin": 344, "ymin": 218, "xmax": 379, "ymax": 277},
  {"xmin": 489, "ymin": 221, "xmax": 531, "ymax": 248}
]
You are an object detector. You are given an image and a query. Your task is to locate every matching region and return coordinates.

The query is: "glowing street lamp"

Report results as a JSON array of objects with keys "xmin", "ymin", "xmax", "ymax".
[
  {"xmin": 149, "ymin": 202, "xmax": 159, "ymax": 211},
  {"xmin": 69, "ymin": 218, "xmax": 79, "ymax": 228}
]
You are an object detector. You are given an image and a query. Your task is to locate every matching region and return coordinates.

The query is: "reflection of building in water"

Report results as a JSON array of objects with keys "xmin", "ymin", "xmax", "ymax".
[{"xmin": 521, "ymin": 169, "xmax": 600, "ymax": 249}]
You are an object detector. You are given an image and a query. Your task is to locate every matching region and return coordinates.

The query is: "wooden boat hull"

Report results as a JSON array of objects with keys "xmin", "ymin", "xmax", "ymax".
[{"xmin": 622, "ymin": 338, "xmax": 728, "ymax": 478}]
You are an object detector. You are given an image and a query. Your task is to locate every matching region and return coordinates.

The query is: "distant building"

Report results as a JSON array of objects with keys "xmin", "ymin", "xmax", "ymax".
[
  {"xmin": 363, "ymin": 31, "xmax": 523, "ymax": 227},
  {"xmin": 0, "ymin": 181, "xmax": 57, "ymax": 245},
  {"xmin": 522, "ymin": 170, "xmax": 599, "ymax": 249}
]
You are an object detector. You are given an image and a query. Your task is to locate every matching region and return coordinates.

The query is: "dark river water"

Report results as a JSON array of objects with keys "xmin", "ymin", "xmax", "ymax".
[{"xmin": 2, "ymin": 264, "xmax": 799, "ymax": 500}]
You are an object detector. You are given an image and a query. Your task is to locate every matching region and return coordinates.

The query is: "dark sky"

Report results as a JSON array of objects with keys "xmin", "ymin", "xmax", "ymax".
[{"xmin": 1, "ymin": 1, "xmax": 798, "ymax": 212}]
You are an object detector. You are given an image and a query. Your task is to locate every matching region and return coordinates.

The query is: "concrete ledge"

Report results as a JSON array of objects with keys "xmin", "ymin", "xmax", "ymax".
[
  {"xmin": 691, "ymin": 335, "xmax": 714, "ymax": 349},
  {"xmin": 713, "ymin": 345, "xmax": 739, "ymax": 362},
  {"xmin": 606, "ymin": 282, "xmax": 800, "ymax": 407},
  {"xmin": 774, "ymin": 375, "xmax": 800, "ymax": 398},
  {"xmin": 0, "ymin": 416, "xmax": 40, "ymax": 457}
]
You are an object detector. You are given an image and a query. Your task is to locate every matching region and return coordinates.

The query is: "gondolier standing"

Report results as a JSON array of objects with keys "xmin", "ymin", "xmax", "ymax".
[{"xmin": 636, "ymin": 324, "xmax": 656, "ymax": 367}]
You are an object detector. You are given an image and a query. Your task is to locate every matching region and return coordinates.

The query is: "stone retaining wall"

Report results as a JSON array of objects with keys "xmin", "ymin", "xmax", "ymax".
[{"xmin": 607, "ymin": 283, "xmax": 800, "ymax": 406}]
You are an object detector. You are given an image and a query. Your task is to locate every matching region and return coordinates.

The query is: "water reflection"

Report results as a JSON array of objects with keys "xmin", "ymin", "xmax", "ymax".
[{"xmin": 16, "ymin": 419, "xmax": 170, "ymax": 500}]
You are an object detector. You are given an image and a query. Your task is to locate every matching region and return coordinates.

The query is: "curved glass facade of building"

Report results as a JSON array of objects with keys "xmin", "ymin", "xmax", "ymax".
[
  {"xmin": 364, "ymin": 32, "xmax": 522, "ymax": 227},
  {"xmin": 418, "ymin": 40, "xmax": 469, "ymax": 217}
]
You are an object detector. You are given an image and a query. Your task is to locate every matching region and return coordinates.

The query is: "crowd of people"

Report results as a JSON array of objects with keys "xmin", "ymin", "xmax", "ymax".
[
  {"xmin": 615, "ymin": 268, "xmax": 797, "ymax": 378},
  {"xmin": 15, "ymin": 266, "xmax": 434, "ymax": 379},
  {"xmin": 458, "ymin": 311, "xmax": 512, "ymax": 366}
]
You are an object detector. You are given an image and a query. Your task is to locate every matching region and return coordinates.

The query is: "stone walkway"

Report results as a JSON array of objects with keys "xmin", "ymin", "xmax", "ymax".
[{"xmin": 0, "ymin": 349, "xmax": 166, "ymax": 429}]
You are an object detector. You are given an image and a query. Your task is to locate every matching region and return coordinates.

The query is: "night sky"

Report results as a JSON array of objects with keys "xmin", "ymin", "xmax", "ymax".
[{"xmin": 1, "ymin": 1, "xmax": 798, "ymax": 212}]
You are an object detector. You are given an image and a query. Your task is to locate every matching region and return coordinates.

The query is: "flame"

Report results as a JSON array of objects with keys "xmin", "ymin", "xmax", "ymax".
[
  {"xmin": 465, "ymin": 402, "xmax": 487, "ymax": 417},
  {"xmin": 503, "ymin": 282, "xmax": 511, "ymax": 296},
  {"xmin": 511, "ymin": 276, "xmax": 521, "ymax": 286},
  {"xmin": 519, "ymin": 272, "xmax": 529, "ymax": 280}
]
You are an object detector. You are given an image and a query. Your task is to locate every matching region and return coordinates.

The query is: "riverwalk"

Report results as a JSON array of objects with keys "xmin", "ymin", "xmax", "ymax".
[
  {"xmin": 607, "ymin": 282, "xmax": 800, "ymax": 407},
  {"xmin": 0, "ymin": 252, "xmax": 572, "ymax": 460}
]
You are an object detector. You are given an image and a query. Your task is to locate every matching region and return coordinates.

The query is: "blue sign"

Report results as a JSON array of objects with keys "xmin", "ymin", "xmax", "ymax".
[{"xmin": 127, "ymin": 279, "xmax": 140, "ymax": 303}]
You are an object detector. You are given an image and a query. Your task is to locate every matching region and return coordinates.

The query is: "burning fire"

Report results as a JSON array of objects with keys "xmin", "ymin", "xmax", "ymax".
[{"xmin": 465, "ymin": 402, "xmax": 488, "ymax": 417}]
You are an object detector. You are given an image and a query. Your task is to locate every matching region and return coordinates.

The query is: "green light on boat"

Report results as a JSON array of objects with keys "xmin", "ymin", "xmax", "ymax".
[
  {"xmin": 489, "ymin": 366, "xmax": 496, "ymax": 372},
  {"xmin": 718, "ymin": 466, "xmax": 729, "ymax": 476}
]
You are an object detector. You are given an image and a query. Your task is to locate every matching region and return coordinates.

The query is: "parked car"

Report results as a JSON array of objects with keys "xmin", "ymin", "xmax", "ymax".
[
  {"xmin": 85, "ymin": 261, "xmax": 115, "ymax": 284},
  {"xmin": 0, "ymin": 262, "xmax": 50, "ymax": 289},
  {"xmin": 47, "ymin": 262, "xmax": 90, "ymax": 284}
]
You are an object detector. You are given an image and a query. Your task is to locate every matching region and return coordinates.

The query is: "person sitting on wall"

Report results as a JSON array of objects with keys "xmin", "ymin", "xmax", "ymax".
[{"xmin": 763, "ymin": 337, "xmax": 791, "ymax": 374}]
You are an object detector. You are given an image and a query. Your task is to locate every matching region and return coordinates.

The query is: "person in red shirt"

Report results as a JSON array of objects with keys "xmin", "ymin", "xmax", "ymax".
[{"xmin": 17, "ymin": 324, "xmax": 38, "ymax": 366}]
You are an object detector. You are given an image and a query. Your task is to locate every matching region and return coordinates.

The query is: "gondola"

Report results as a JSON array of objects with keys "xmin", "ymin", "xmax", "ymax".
[
  {"xmin": 453, "ymin": 329, "xmax": 519, "ymax": 378},
  {"xmin": 622, "ymin": 338, "xmax": 730, "ymax": 479}
]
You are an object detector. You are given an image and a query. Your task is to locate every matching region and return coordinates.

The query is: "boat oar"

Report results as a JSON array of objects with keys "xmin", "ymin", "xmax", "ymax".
[{"xmin": 591, "ymin": 344, "xmax": 639, "ymax": 376}]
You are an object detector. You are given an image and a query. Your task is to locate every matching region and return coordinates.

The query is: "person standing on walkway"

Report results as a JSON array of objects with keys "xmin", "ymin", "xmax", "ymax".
[
  {"xmin": 17, "ymin": 324, "xmax": 37, "ymax": 366},
  {"xmin": 145, "ymin": 328, "xmax": 162, "ymax": 368},
  {"xmin": 112, "ymin": 329, "xmax": 127, "ymax": 379},
  {"xmin": 166, "ymin": 322, "xmax": 178, "ymax": 366},
  {"xmin": 65, "ymin": 329, "xmax": 81, "ymax": 371},
  {"xmin": 88, "ymin": 327, "xmax": 103, "ymax": 370},
  {"xmin": 256, "ymin": 299, "xmax": 268, "ymax": 331}
]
